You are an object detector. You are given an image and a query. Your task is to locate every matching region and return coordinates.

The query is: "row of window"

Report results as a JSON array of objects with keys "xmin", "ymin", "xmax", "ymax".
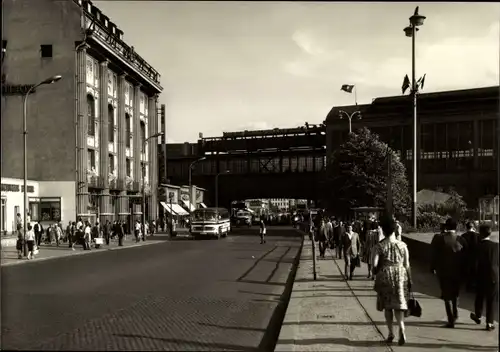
[
  {"xmin": 405, "ymin": 149, "xmax": 495, "ymax": 159},
  {"xmin": 86, "ymin": 95, "xmax": 147, "ymax": 151},
  {"xmin": 87, "ymin": 149, "xmax": 147, "ymax": 178},
  {"xmin": 333, "ymin": 120, "xmax": 498, "ymax": 153},
  {"xmin": 168, "ymin": 156, "xmax": 327, "ymax": 177}
]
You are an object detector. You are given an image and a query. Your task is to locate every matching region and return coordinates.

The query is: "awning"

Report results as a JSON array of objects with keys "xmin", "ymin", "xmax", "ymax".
[
  {"xmin": 172, "ymin": 203, "xmax": 189, "ymax": 216},
  {"xmin": 200, "ymin": 203, "xmax": 207, "ymax": 208},
  {"xmin": 182, "ymin": 200, "xmax": 196, "ymax": 212},
  {"xmin": 160, "ymin": 202, "xmax": 189, "ymax": 216},
  {"xmin": 160, "ymin": 202, "xmax": 175, "ymax": 215}
]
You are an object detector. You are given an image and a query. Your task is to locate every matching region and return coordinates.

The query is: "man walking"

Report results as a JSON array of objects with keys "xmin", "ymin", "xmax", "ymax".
[
  {"xmin": 461, "ymin": 221, "xmax": 480, "ymax": 291},
  {"xmin": 470, "ymin": 224, "xmax": 498, "ymax": 331},
  {"xmin": 34, "ymin": 221, "xmax": 44, "ymax": 247},
  {"xmin": 103, "ymin": 220, "xmax": 111, "ymax": 245},
  {"xmin": 342, "ymin": 223, "xmax": 361, "ymax": 280},
  {"xmin": 430, "ymin": 218, "xmax": 466, "ymax": 328},
  {"xmin": 317, "ymin": 219, "xmax": 328, "ymax": 259},
  {"xmin": 259, "ymin": 218, "xmax": 266, "ymax": 244},
  {"xmin": 334, "ymin": 220, "xmax": 345, "ymax": 259}
]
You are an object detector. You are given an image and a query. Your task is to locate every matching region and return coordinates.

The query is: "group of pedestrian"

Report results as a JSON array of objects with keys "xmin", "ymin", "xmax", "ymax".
[
  {"xmin": 310, "ymin": 212, "xmax": 497, "ymax": 345},
  {"xmin": 430, "ymin": 219, "xmax": 498, "ymax": 331}
]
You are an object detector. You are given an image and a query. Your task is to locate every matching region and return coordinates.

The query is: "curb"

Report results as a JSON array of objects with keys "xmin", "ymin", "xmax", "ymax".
[
  {"xmin": 1, "ymin": 240, "xmax": 163, "ymax": 267},
  {"xmin": 261, "ymin": 230, "xmax": 304, "ymax": 351}
]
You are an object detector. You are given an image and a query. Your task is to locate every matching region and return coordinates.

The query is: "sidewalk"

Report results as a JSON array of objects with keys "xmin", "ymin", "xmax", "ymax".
[
  {"xmin": 275, "ymin": 237, "xmax": 499, "ymax": 352},
  {"xmin": 1, "ymin": 234, "xmax": 169, "ymax": 267}
]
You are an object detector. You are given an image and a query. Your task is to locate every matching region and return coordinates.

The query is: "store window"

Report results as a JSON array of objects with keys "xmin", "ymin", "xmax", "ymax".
[
  {"xmin": 29, "ymin": 197, "xmax": 61, "ymax": 222},
  {"xmin": 108, "ymin": 104, "xmax": 114, "ymax": 142},
  {"xmin": 125, "ymin": 113, "xmax": 131, "ymax": 148}
]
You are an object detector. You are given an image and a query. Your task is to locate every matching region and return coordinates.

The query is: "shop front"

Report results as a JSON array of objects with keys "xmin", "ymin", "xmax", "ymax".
[
  {"xmin": 1, "ymin": 177, "xmax": 39, "ymax": 235},
  {"xmin": 180, "ymin": 186, "xmax": 196, "ymax": 212},
  {"xmin": 192, "ymin": 186, "xmax": 207, "ymax": 209}
]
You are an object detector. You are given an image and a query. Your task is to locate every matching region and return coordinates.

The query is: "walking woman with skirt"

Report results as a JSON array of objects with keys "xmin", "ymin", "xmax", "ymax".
[{"xmin": 372, "ymin": 216, "xmax": 412, "ymax": 345}]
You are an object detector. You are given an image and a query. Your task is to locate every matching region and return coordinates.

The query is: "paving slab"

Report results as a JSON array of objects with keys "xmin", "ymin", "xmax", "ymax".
[{"xmin": 276, "ymin": 237, "xmax": 499, "ymax": 352}]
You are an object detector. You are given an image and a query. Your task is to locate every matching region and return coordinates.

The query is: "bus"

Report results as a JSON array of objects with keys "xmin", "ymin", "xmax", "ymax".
[
  {"xmin": 190, "ymin": 207, "xmax": 231, "ymax": 239},
  {"xmin": 234, "ymin": 209, "xmax": 252, "ymax": 227}
]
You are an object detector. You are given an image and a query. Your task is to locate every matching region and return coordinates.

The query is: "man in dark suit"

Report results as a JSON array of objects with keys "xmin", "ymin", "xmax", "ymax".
[
  {"xmin": 460, "ymin": 221, "xmax": 480, "ymax": 291},
  {"xmin": 430, "ymin": 218, "xmax": 466, "ymax": 328},
  {"xmin": 470, "ymin": 224, "xmax": 498, "ymax": 331},
  {"xmin": 342, "ymin": 223, "xmax": 361, "ymax": 280}
]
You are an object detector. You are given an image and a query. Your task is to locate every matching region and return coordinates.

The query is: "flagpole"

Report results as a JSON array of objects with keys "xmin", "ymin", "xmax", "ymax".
[{"xmin": 354, "ymin": 86, "xmax": 358, "ymax": 106}]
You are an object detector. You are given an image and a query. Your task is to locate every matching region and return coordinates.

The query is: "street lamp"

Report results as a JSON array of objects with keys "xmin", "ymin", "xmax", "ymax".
[
  {"xmin": 215, "ymin": 170, "xmax": 230, "ymax": 217},
  {"xmin": 23, "ymin": 74, "xmax": 62, "ymax": 256},
  {"xmin": 338, "ymin": 110, "xmax": 362, "ymax": 134},
  {"xmin": 142, "ymin": 131, "xmax": 164, "ymax": 237},
  {"xmin": 404, "ymin": 6, "xmax": 426, "ymax": 228},
  {"xmin": 188, "ymin": 156, "xmax": 206, "ymax": 223}
]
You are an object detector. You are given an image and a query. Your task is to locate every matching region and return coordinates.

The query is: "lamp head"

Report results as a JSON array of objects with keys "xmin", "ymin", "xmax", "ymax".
[
  {"xmin": 225, "ymin": 170, "xmax": 230, "ymax": 174},
  {"xmin": 199, "ymin": 157, "xmax": 207, "ymax": 161},
  {"xmin": 41, "ymin": 75, "xmax": 62, "ymax": 85},
  {"xmin": 410, "ymin": 14, "xmax": 426, "ymax": 27},
  {"xmin": 153, "ymin": 131, "xmax": 165, "ymax": 138},
  {"xmin": 404, "ymin": 26, "xmax": 413, "ymax": 37}
]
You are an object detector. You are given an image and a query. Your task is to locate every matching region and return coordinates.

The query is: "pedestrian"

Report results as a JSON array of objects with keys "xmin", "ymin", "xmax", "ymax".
[
  {"xmin": 342, "ymin": 223, "xmax": 361, "ymax": 280},
  {"xmin": 34, "ymin": 221, "xmax": 43, "ymax": 247},
  {"xmin": 69, "ymin": 221, "xmax": 76, "ymax": 250},
  {"xmin": 16, "ymin": 231, "xmax": 24, "ymax": 259},
  {"xmin": 83, "ymin": 221, "xmax": 92, "ymax": 250},
  {"xmin": 26, "ymin": 223, "xmax": 36, "ymax": 260},
  {"xmin": 317, "ymin": 219, "xmax": 328, "ymax": 258},
  {"xmin": 372, "ymin": 215, "xmax": 411, "ymax": 345},
  {"xmin": 365, "ymin": 221, "xmax": 384, "ymax": 279},
  {"xmin": 103, "ymin": 220, "xmax": 111, "ymax": 245},
  {"xmin": 55, "ymin": 223, "xmax": 62, "ymax": 247},
  {"xmin": 325, "ymin": 217, "xmax": 334, "ymax": 249},
  {"xmin": 460, "ymin": 221, "xmax": 480, "ymax": 292},
  {"xmin": 116, "ymin": 220, "xmax": 124, "ymax": 246},
  {"xmin": 134, "ymin": 220, "xmax": 141, "ymax": 242},
  {"xmin": 430, "ymin": 217, "xmax": 466, "ymax": 328},
  {"xmin": 259, "ymin": 218, "xmax": 266, "ymax": 244},
  {"xmin": 395, "ymin": 219, "xmax": 403, "ymax": 241},
  {"xmin": 470, "ymin": 224, "xmax": 498, "ymax": 331},
  {"xmin": 334, "ymin": 220, "xmax": 345, "ymax": 259},
  {"xmin": 16, "ymin": 213, "xmax": 23, "ymax": 237}
]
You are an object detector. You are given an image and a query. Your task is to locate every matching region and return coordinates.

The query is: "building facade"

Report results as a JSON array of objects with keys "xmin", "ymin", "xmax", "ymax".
[
  {"xmin": 2, "ymin": 0, "xmax": 162, "ymax": 233},
  {"xmin": 325, "ymin": 86, "xmax": 499, "ymax": 206}
]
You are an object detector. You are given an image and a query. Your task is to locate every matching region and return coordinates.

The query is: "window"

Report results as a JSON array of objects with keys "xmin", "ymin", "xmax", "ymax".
[
  {"xmin": 29, "ymin": 198, "xmax": 61, "ymax": 222},
  {"xmin": 140, "ymin": 121, "xmax": 146, "ymax": 153},
  {"xmin": 88, "ymin": 149, "xmax": 96, "ymax": 170},
  {"xmin": 141, "ymin": 162, "xmax": 146, "ymax": 178},
  {"xmin": 87, "ymin": 94, "xmax": 96, "ymax": 136},
  {"xmin": 108, "ymin": 105, "xmax": 114, "ymax": 142},
  {"xmin": 126, "ymin": 158, "xmax": 132, "ymax": 177},
  {"xmin": 125, "ymin": 113, "xmax": 131, "ymax": 148},
  {"xmin": 40, "ymin": 44, "xmax": 53, "ymax": 58},
  {"xmin": 109, "ymin": 154, "xmax": 115, "ymax": 173}
]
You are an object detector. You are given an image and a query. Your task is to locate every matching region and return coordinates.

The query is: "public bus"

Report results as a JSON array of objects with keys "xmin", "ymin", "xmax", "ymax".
[{"xmin": 190, "ymin": 207, "xmax": 231, "ymax": 239}]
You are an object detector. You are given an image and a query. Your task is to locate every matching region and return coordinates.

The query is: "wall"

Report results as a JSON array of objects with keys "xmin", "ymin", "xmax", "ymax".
[
  {"xmin": 1, "ymin": 177, "xmax": 39, "ymax": 234},
  {"xmin": 1, "ymin": 0, "xmax": 82, "ymax": 181},
  {"xmin": 38, "ymin": 181, "xmax": 76, "ymax": 224}
]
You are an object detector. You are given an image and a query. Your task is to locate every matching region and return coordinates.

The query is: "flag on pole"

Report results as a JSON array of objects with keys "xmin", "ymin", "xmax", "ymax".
[
  {"xmin": 341, "ymin": 84, "xmax": 355, "ymax": 93},
  {"xmin": 417, "ymin": 74, "xmax": 426, "ymax": 90},
  {"xmin": 402, "ymin": 75, "xmax": 410, "ymax": 94}
]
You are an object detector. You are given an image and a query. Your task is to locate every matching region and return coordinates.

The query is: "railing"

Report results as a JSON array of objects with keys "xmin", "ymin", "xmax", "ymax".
[
  {"xmin": 87, "ymin": 175, "xmax": 104, "ymax": 189},
  {"xmin": 82, "ymin": 9, "xmax": 161, "ymax": 86},
  {"xmin": 109, "ymin": 178, "xmax": 125, "ymax": 190}
]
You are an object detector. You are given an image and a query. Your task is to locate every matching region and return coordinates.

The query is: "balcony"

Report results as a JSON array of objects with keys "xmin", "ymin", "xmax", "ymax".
[
  {"xmin": 109, "ymin": 177, "xmax": 125, "ymax": 191},
  {"xmin": 87, "ymin": 175, "xmax": 104, "ymax": 189}
]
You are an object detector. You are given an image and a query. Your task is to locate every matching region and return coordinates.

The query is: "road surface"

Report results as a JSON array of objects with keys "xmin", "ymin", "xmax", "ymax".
[{"xmin": 1, "ymin": 227, "xmax": 302, "ymax": 351}]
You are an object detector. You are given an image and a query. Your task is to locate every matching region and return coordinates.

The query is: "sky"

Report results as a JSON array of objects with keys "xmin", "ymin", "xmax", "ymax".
[{"xmin": 95, "ymin": 1, "xmax": 500, "ymax": 143}]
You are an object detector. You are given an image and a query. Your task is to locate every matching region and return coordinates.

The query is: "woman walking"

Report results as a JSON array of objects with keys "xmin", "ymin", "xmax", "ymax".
[
  {"xmin": 26, "ymin": 224, "xmax": 36, "ymax": 260},
  {"xmin": 372, "ymin": 216, "xmax": 412, "ymax": 345}
]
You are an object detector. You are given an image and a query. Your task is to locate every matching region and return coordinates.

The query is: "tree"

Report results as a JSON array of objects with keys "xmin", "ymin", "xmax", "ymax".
[{"xmin": 326, "ymin": 127, "xmax": 410, "ymax": 218}]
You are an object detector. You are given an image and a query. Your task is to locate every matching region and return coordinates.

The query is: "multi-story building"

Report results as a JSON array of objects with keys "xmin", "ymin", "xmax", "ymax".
[
  {"xmin": 325, "ymin": 86, "xmax": 499, "ymax": 206},
  {"xmin": 1, "ymin": 0, "xmax": 162, "ymax": 234}
]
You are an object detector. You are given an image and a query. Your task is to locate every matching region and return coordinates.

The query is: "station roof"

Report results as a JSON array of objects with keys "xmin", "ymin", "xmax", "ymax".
[{"xmin": 325, "ymin": 86, "xmax": 499, "ymax": 125}]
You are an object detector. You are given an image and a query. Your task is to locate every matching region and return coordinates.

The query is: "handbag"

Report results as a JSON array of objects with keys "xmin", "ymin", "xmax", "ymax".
[{"xmin": 407, "ymin": 291, "xmax": 422, "ymax": 317}]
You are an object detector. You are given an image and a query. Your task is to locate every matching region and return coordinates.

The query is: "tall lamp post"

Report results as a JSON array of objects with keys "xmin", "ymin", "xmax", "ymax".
[
  {"xmin": 23, "ymin": 75, "xmax": 62, "ymax": 256},
  {"xmin": 404, "ymin": 6, "xmax": 426, "ymax": 228},
  {"xmin": 215, "ymin": 170, "xmax": 230, "ymax": 217},
  {"xmin": 188, "ymin": 156, "xmax": 206, "ymax": 223},
  {"xmin": 142, "ymin": 132, "xmax": 164, "ymax": 236},
  {"xmin": 338, "ymin": 109, "xmax": 362, "ymax": 134}
]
